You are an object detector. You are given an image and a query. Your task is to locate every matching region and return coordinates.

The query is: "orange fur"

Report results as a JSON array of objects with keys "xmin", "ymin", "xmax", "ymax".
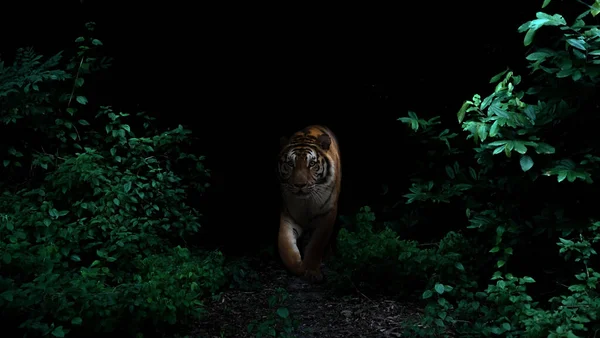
[{"xmin": 277, "ymin": 125, "xmax": 341, "ymax": 282}]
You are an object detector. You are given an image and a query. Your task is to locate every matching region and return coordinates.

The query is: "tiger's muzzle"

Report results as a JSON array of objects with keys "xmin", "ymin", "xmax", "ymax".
[{"xmin": 291, "ymin": 183, "xmax": 314, "ymax": 198}]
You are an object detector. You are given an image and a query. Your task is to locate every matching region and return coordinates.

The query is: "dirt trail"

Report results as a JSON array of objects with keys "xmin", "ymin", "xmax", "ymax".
[{"xmin": 192, "ymin": 262, "xmax": 420, "ymax": 338}]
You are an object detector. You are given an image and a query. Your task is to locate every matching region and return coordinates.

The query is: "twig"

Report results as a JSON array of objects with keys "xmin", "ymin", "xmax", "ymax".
[
  {"xmin": 67, "ymin": 56, "xmax": 84, "ymax": 108},
  {"xmin": 349, "ymin": 276, "xmax": 372, "ymax": 302}
]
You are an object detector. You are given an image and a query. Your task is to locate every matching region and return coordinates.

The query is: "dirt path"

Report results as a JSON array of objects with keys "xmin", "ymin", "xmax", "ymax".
[{"xmin": 192, "ymin": 261, "xmax": 421, "ymax": 338}]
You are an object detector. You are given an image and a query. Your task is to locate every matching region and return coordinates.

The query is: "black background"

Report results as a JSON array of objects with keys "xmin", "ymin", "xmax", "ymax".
[{"xmin": 1, "ymin": 0, "xmax": 539, "ymax": 253}]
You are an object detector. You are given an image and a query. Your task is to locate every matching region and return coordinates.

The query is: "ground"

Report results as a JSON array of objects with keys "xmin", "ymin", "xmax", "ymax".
[{"xmin": 192, "ymin": 260, "xmax": 423, "ymax": 338}]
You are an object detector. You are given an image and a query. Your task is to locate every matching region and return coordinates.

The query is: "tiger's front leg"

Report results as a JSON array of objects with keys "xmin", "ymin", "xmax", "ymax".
[
  {"xmin": 277, "ymin": 213, "xmax": 305, "ymax": 277},
  {"xmin": 301, "ymin": 210, "xmax": 336, "ymax": 283}
]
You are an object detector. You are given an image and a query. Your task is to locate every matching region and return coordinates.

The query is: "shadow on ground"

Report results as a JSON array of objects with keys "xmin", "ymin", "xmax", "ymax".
[{"xmin": 193, "ymin": 261, "xmax": 423, "ymax": 338}]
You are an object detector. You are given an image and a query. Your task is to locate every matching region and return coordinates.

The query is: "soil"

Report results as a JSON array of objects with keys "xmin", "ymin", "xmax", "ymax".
[{"xmin": 190, "ymin": 260, "xmax": 423, "ymax": 338}]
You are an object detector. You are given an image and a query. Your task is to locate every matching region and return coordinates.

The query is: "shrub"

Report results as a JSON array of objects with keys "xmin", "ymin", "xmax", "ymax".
[
  {"xmin": 330, "ymin": 206, "xmax": 479, "ymax": 299},
  {"xmin": 0, "ymin": 22, "xmax": 227, "ymax": 337},
  {"xmin": 333, "ymin": 1, "xmax": 600, "ymax": 337}
]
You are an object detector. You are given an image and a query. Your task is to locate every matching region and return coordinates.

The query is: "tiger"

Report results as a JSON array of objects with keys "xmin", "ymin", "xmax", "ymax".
[{"xmin": 277, "ymin": 125, "xmax": 342, "ymax": 283}]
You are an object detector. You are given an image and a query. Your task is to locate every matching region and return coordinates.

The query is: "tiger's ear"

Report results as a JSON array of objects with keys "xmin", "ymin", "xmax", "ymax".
[
  {"xmin": 280, "ymin": 136, "xmax": 289, "ymax": 149},
  {"xmin": 317, "ymin": 134, "xmax": 331, "ymax": 150}
]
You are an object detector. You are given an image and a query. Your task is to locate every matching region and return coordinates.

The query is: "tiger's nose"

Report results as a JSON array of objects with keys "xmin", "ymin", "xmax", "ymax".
[{"xmin": 294, "ymin": 183, "xmax": 307, "ymax": 188}]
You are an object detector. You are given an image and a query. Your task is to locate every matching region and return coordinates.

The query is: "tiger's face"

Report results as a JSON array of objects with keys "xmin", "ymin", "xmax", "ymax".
[{"xmin": 278, "ymin": 147, "xmax": 329, "ymax": 199}]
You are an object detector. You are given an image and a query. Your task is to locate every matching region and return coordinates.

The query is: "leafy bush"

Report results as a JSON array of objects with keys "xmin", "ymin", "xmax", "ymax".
[
  {"xmin": 0, "ymin": 22, "xmax": 228, "ymax": 337},
  {"xmin": 332, "ymin": 1, "xmax": 600, "ymax": 337},
  {"xmin": 329, "ymin": 207, "xmax": 479, "ymax": 299}
]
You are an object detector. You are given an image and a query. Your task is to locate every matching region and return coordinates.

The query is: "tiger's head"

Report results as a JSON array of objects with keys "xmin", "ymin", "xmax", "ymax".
[{"xmin": 278, "ymin": 133, "xmax": 333, "ymax": 199}]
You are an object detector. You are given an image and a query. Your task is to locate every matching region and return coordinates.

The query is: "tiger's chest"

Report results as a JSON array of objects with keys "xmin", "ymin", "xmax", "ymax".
[{"xmin": 283, "ymin": 192, "xmax": 336, "ymax": 229}]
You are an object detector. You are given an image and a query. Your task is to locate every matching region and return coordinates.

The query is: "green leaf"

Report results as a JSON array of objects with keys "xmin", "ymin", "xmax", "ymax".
[
  {"xmin": 276, "ymin": 307, "xmax": 289, "ymax": 318},
  {"xmin": 542, "ymin": 0, "xmax": 551, "ymax": 8},
  {"xmin": 520, "ymin": 155, "xmax": 534, "ymax": 172},
  {"xmin": 123, "ymin": 181, "xmax": 132, "ymax": 193},
  {"xmin": 121, "ymin": 124, "xmax": 131, "ymax": 132},
  {"xmin": 457, "ymin": 101, "xmax": 469, "ymax": 123},
  {"xmin": 526, "ymin": 51, "xmax": 552, "ymax": 61},
  {"xmin": 493, "ymin": 145, "xmax": 506, "ymax": 155},
  {"xmin": 567, "ymin": 39, "xmax": 586, "ymax": 51},
  {"xmin": 75, "ymin": 77, "xmax": 85, "ymax": 87},
  {"xmin": 422, "ymin": 290, "xmax": 433, "ymax": 299},
  {"xmin": 434, "ymin": 283, "xmax": 445, "ymax": 294},
  {"xmin": 1, "ymin": 291, "xmax": 14, "ymax": 302},
  {"xmin": 445, "ymin": 165, "xmax": 455, "ymax": 179},
  {"xmin": 455, "ymin": 262, "xmax": 465, "ymax": 271},
  {"xmin": 76, "ymin": 96, "xmax": 88, "ymax": 105},
  {"xmin": 557, "ymin": 171, "xmax": 567, "ymax": 182},
  {"xmin": 536, "ymin": 12, "xmax": 566, "ymax": 26},
  {"xmin": 78, "ymin": 119, "xmax": 90, "ymax": 126},
  {"xmin": 75, "ymin": 37, "xmax": 85, "ymax": 43},
  {"xmin": 71, "ymin": 317, "xmax": 83, "ymax": 325},
  {"xmin": 521, "ymin": 276, "xmax": 536, "ymax": 283},
  {"xmin": 481, "ymin": 94, "xmax": 494, "ymax": 110},
  {"xmin": 113, "ymin": 198, "xmax": 120, "ymax": 206},
  {"xmin": 592, "ymin": 1, "xmax": 600, "ymax": 16},
  {"xmin": 535, "ymin": 142, "xmax": 555, "ymax": 154},
  {"xmin": 497, "ymin": 260, "xmax": 506, "ymax": 268},
  {"xmin": 489, "ymin": 120, "xmax": 499, "ymax": 137},
  {"xmin": 92, "ymin": 39, "xmax": 103, "ymax": 46},
  {"xmin": 513, "ymin": 142, "xmax": 527, "ymax": 154},
  {"xmin": 49, "ymin": 208, "xmax": 58, "ymax": 218},
  {"xmin": 2, "ymin": 252, "xmax": 11, "ymax": 264},
  {"xmin": 524, "ymin": 29, "xmax": 536, "ymax": 46},
  {"xmin": 490, "ymin": 246, "xmax": 500, "ymax": 253},
  {"xmin": 556, "ymin": 69, "xmax": 574, "ymax": 78},
  {"xmin": 490, "ymin": 69, "xmax": 509, "ymax": 83},
  {"xmin": 51, "ymin": 326, "xmax": 66, "ymax": 337},
  {"xmin": 477, "ymin": 124, "xmax": 488, "ymax": 142},
  {"xmin": 469, "ymin": 167, "xmax": 477, "ymax": 180},
  {"xmin": 3, "ymin": 160, "xmax": 9, "ymax": 167}
]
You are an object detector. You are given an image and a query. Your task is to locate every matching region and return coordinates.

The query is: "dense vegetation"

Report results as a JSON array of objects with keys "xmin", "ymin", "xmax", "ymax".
[
  {"xmin": 330, "ymin": 1, "xmax": 600, "ymax": 336},
  {"xmin": 1, "ymin": 1, "xmax": 600, "ymax": 337}
]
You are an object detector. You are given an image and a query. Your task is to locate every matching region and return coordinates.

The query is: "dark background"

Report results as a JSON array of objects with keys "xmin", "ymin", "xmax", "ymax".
[{"xmin": 1, "ymin": 0, "xmax": 537, "ymax": 253}]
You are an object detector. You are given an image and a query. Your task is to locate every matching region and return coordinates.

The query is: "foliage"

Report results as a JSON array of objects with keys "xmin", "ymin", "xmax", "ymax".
[
  {"xmin": 247, "ymin": 287, "xmax": 299, "ymax": 338},
  {"xmin": 0, "ymin": 22, "xmax": 228, "ymax": 337},
  {"xmin": 333, "ymin": 1, "xmax": 600, "ymax": 337},
  {"xmin": 227, "ymin": 258, "xmax": 262, "ymax": 291},
  {"xmin": 329, "ymin": 207, "xmax": 478, "ymax": 299}
]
